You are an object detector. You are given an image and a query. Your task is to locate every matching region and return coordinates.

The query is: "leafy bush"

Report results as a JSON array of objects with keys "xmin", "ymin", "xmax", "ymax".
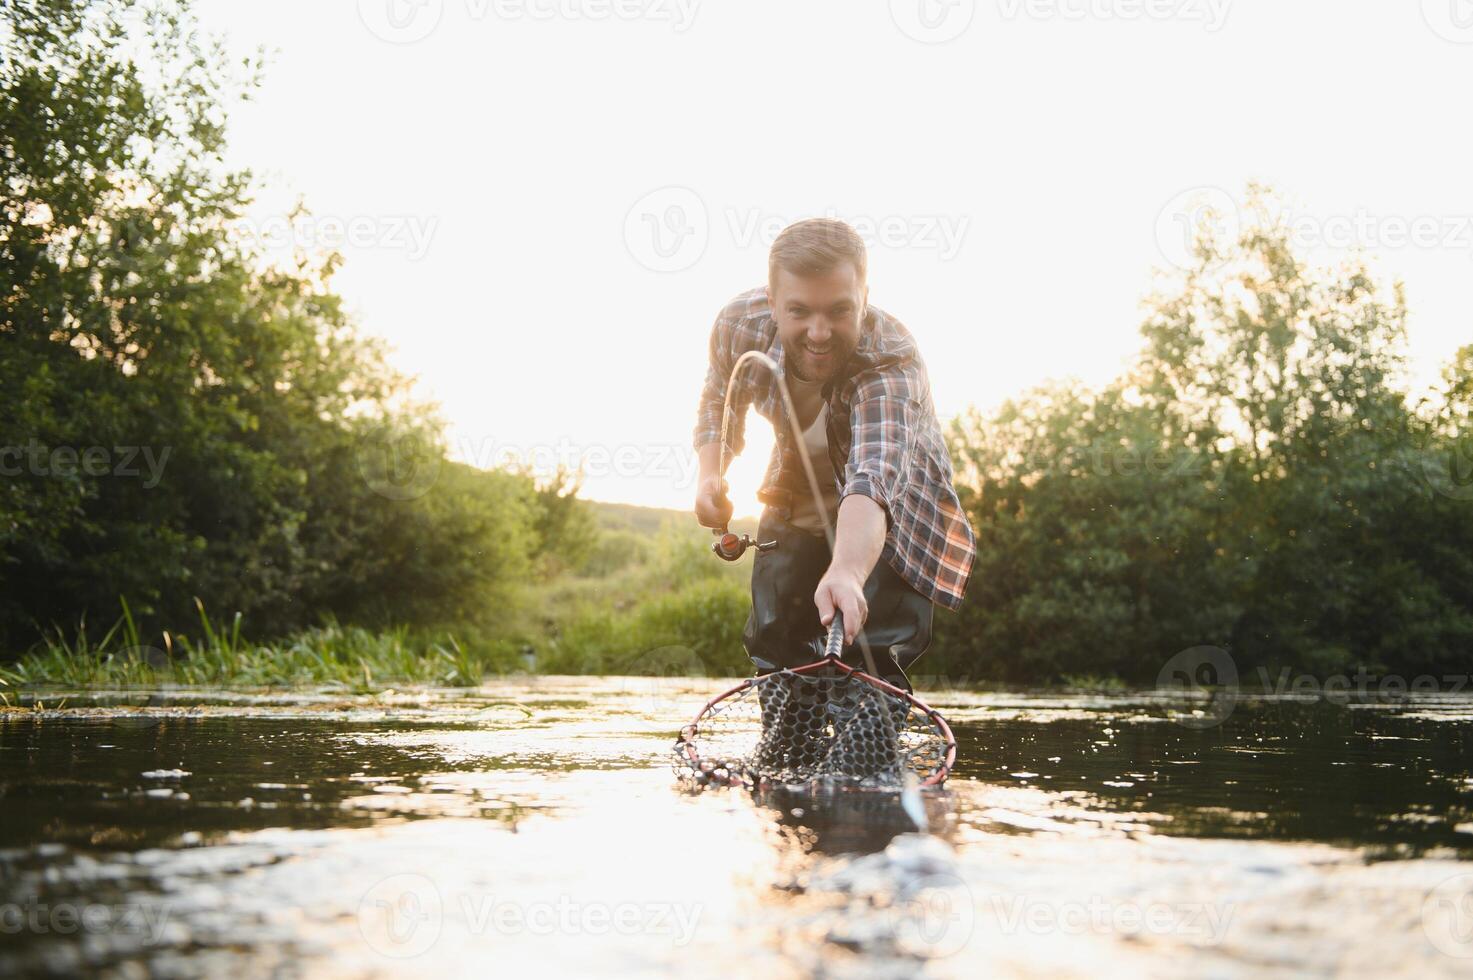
[
  {"xmin": 939, "ymin": 189, "xmax": 1473, "ymax": 683},
  {"xmin": 535, "ymin": 577, "xmax": 750, "ymax": 676}
]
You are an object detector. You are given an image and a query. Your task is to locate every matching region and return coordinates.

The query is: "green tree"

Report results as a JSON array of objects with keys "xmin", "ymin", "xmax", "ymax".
[
  {"xmin": 942, "ymin": 379, "xmax": 1234, "ymax": 682},
  {"xmin": 1, "ymin": 0, "xmax": 541, "ymax": 651},
  {"xmin": 942, "ymin": 188, "xmax": 1473, "ymax": 682},
  {"xmin": 524, "ymin": 464, "xmax": 598, "ymax": 580}
]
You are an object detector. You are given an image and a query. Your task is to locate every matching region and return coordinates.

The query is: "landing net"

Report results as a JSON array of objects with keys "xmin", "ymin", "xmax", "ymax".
[{"xmin": 674, "ymin": 655, "xmax": 956, "ymax": 790}]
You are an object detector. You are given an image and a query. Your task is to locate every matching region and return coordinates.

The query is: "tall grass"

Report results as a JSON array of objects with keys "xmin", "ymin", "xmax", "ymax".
[
  {"xmin": 0, "ymin": 600, "xmax": 526, "ymax": 691},
  {"xmin": 0, "ymin": 521, "xmax": 752, "ymax": 690}
]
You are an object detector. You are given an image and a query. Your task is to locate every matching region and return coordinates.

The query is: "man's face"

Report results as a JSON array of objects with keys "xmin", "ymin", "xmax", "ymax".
[{"xmin": 771, "ymin": 263, "xmax": 868, "ymax": 385}]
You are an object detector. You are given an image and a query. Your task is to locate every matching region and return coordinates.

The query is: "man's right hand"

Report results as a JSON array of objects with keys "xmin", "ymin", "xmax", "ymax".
[{"xmin": 694, "ymin": 474, "xmax": 734, "ymax": 529}]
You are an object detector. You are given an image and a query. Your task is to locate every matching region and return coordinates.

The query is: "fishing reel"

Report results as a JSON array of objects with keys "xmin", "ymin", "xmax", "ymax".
[{"xmin": 711, "ymin": 528, "xmax": 777, "ymax": 562}]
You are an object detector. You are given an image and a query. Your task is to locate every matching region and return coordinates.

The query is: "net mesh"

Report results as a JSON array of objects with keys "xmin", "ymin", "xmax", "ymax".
[{"xmin": 675, "ymin": 667, "xmax": 952, "ymax": 789}]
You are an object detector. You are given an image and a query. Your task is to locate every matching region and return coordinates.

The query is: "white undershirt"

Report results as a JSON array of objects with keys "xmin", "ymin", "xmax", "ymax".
[{"xmin": 788, "ymin": 402, "xmax": 841, "ymax": 534}]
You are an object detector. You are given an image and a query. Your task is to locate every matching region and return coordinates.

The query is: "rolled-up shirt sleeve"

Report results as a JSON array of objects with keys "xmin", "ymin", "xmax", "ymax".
[
  {"xmin": 693, "ymin": 311, "xmax": 745, "ymax": 454},
  {"xmin": 840, "ymin": 372, "xmax": 919, "ymax": 530}
]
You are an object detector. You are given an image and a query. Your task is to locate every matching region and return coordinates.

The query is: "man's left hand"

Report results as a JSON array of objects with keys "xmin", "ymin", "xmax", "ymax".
[{"xmin": 814, "ymin": 566, "xmax": 867, "ymax": 645}]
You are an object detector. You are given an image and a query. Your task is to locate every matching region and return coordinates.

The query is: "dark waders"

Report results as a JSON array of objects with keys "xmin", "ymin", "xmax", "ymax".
[
  {"xmin": 740, "ymin": 507, "xmax": 934, "ymax": 776},
  {"xmin": 741, "ymin": 506, "xmax": 934, "ymax": 690}
]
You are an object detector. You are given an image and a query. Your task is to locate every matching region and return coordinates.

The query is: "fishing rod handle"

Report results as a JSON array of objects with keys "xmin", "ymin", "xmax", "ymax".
[{"xmin": 825, "ymin": 611, "xmax": 844, "ymax": 659}]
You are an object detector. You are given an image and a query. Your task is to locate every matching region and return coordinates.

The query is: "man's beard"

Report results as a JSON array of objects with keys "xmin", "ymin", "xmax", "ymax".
[{"xmin": 789, "ymin": 336, "xmax": 854, "ymax": 384}]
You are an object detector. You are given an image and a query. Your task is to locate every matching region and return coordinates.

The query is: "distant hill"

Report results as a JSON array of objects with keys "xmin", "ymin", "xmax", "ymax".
[
  {"xmin": 585, "ymin": 500, "xmax": 687, "ymax": 535},
  {"xmin": 585, "ymin": 499, "xmax": 757, "ymax": 537}
]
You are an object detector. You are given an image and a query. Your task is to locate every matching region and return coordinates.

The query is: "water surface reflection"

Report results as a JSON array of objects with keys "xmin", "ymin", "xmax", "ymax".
[{"xmin": 2, "ymin": 680, "xmax": 1470, "ymax": 977}]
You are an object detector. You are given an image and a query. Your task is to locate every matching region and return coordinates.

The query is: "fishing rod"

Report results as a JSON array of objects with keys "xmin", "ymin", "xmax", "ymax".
[{"xmin": 707, "ymin": 349, "xmax": 881, "ymax": 679}]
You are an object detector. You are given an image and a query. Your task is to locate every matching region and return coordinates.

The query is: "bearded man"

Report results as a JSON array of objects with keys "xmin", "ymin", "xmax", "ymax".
[{"xmin": 693, "ymin": 218, "xmax": 976, "ymax": 690}]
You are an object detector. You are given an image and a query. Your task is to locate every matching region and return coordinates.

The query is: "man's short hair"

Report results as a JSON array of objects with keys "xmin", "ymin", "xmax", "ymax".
[{"xmin": 768, "ymin": 218, "xmax": 868, "ymax": 296}]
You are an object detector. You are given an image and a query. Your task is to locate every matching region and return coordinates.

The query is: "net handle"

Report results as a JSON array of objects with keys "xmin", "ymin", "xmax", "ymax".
[{"xmin": 824, "ymin": 611, "xmax": 844, "ymax": 659}]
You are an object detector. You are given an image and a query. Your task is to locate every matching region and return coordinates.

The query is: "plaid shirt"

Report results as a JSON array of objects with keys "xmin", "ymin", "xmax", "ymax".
[{"xmin": 693, "ymin": 286, "xmax": 976, "ymax": 611}]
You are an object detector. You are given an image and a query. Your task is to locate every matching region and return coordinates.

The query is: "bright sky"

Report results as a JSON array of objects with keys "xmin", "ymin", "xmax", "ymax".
[{"xmin": 195, "ymin": 0, "xmax": 1472, "ymax": 515}]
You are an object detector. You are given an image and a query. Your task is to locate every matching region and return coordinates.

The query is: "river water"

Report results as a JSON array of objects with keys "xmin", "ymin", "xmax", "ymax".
[{"xmin": 2, "ymin": 679, "xmax": 1472, "ymax": 977}]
